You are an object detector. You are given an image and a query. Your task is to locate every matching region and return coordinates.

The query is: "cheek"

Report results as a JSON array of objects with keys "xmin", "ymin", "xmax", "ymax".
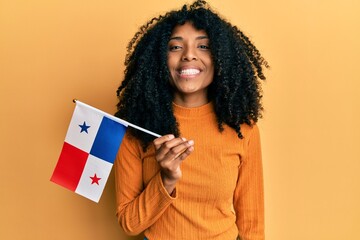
[
  {"xmin": 167, "ymin": 53, "xmax": 176, "ymax": 67},
  {"xmin": 206, "ymin": 59, "xmax": 215, "ymax": 77},
  {"xmin": 167, "ymin": 60, "xmax": 178, "ymax": 80},
  {"xmin": 201, "ymin": 53, "xmax": 214, "ymax": 70},
  {"xmin": 166, "ymin": 59, "xmax": 175, "ymax": 85},
  {"xmin": 166, "ymin": 58, "xmax": 170, "ymax": 72}
]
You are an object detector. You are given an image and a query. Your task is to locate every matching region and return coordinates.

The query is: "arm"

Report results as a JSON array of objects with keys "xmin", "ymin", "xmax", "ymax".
[
  {"xmin": 115, "ymin": 133, "xmax": 194, "ymax": 235},
  {"xmin": 115, "ymin": 133, "xmax": 175, "ymax": 235},
  {"xmin": 234, "ymin": 124, "xmax": 265, "ymax": 240}
]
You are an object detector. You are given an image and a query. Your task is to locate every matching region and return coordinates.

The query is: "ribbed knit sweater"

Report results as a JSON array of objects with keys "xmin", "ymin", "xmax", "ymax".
[{"xmin": 115, "ymin": 102, "xmax": 264, "ymax": 240}]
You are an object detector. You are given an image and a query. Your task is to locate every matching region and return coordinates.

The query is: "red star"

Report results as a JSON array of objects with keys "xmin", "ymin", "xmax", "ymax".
[{"xmin": 90, "ymin": 173, "xmax": 101, "ymax": 185}]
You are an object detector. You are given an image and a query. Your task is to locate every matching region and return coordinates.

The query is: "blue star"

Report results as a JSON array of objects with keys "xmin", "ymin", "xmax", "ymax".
[{"xmin": 79, "ymin": 121, "xmax": 90, "ymax": 133}]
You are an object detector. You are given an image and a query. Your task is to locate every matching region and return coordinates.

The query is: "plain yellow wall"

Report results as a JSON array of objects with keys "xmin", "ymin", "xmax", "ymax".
[{"xmin": 1, "ymin": 0, "xmax": 359, "ymax": 239}]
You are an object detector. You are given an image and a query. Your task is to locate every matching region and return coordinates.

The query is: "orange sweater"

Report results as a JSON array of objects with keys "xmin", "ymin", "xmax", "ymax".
[{"xmin": 115, "ymin": 102, "xmax": 264, "ymax": 240}]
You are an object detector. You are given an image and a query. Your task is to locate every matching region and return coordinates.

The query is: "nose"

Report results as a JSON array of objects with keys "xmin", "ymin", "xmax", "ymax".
[{"xmin": 182, "ymin": 47, "xmax": 197, "ymax": 61}]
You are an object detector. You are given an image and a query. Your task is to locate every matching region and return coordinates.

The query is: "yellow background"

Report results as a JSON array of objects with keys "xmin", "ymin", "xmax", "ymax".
[{"xmin": 1, "ymin": 0, "xmax": 359, "ymax": 239}]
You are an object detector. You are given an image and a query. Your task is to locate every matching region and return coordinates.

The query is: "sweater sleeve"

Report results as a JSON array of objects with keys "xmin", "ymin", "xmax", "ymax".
[
  {"xmin": 114, "ymin": 133, "xmax": 176, "ymax": 235},
  {"xmin": 234, "ymin": 124, "xmax": 265, "ymax": 240}
]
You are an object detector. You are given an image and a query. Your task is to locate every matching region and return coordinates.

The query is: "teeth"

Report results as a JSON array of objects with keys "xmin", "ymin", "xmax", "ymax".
[{"xmin": 180, "ymin": 69, "xmax": 200, "ymax": 75}]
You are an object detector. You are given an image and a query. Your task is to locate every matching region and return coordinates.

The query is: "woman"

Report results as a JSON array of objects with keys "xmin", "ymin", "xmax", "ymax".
[{"xmin": 114, "ymin": 1, "xmax": 268, "ymax": 239}]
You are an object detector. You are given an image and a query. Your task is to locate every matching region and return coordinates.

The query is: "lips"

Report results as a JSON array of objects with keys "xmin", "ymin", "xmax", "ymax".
[{"xmin": 178, "ymin": 68, "xmax": 201, "ymax": 77}]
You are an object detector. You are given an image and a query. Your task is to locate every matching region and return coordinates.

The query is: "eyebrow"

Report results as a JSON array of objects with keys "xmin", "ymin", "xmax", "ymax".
[{"xmin": 169, "ymin": 35, "xmax": 209, "ymax": 41}]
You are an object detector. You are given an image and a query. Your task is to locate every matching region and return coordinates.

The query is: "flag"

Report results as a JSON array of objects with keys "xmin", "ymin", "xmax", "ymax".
[{"xmin": 50, "ymin": 100, "xmax": 127, "ymax": 203}]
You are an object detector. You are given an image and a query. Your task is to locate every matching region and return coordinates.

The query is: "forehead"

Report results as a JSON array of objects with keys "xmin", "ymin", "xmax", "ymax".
[{"xmin": 170, "ymin": 22, "xmax": 208, "ymax": 37}]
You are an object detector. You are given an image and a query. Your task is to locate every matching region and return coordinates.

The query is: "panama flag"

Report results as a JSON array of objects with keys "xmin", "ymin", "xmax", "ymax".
[{"xmin": 50, "ymin": 100, "xmax": 128, "ymax": 203}]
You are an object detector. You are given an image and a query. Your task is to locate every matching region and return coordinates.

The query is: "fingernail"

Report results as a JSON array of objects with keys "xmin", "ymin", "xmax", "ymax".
[
  {"xmin": 181, "ymin": 137, "xmax": 187, "ymax": 141},
  {"xmin": 188, "ymin": 140, "xmax": 194, "ymax": 145},
  {"xmin": 168, "ymin": 135, "xmax": 175, "ymax": 139}
]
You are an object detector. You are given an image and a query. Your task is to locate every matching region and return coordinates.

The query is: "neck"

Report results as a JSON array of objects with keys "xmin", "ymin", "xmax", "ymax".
[{"xmin": 173, "ymin": 93, "xmax": 209, "ymax": 108}]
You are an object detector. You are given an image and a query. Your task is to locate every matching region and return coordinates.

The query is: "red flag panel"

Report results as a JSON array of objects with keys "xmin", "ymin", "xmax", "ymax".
[{"xmin": 50, "ymin": 142, "xmax": 88, "ymax": 191}]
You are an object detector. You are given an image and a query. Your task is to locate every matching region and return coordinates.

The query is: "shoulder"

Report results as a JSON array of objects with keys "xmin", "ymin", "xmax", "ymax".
[
  {"xmin": 119, "ymin": 131, "xmax": 144, "ymax": 158},
  {"xmin": 240, "ymin": 123, "xmax": 260, "ymax": 139},
  {"xmin": 238, "ymin": 123, "xmax": 261, "ymax": 152}
]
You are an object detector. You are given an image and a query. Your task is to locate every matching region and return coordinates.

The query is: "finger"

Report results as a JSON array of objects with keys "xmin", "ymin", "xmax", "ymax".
[
  {"xmin": 175, "ymin": 142, "xmax": 194, "ymax": 161},
  {"xmin": 156, "ymin": 137, "xmax": 187, "ymax": 160},
  {"xmin": 153, "ymin": 134, "xmax": 175, "ymax": 150},
  {"xmin": 162, "ymin": 141, "xmax": 194, "ymax": 172},
  {"xmin": 164, "ymin": 139, "xmax": 194, "ymax": 161}
]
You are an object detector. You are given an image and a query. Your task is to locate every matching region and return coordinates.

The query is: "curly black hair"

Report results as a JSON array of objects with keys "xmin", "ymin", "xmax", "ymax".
[{"xmin": 115, "ymin": 0, "xmax": 269, "ymax": 150}]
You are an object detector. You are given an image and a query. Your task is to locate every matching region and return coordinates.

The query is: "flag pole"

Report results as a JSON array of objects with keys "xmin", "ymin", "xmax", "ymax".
[{"xmin": 72, "ymin": 99, "xmax": 162, "ymax": 138}]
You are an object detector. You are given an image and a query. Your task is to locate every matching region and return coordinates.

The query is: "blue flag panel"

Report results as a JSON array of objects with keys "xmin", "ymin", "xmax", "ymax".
[{"xmin": 90, "ymin": 116, "xmax": 127, "ymax": 163}]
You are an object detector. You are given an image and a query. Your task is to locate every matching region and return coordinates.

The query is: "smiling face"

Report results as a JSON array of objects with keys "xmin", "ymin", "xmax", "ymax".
[{"xmin": 167, "ymin": 22, "xmax": 214, "ymax": 107}]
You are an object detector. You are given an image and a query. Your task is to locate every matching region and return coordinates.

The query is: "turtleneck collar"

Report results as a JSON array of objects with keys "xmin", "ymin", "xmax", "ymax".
[{"xmin": 173, "ymin": 101, "xmax": 214, "ymax": 118}]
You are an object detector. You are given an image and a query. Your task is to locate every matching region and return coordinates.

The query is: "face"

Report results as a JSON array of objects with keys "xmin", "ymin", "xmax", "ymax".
[{"xmin": 167, "ymin": 22, "xmax": 214, "ymax": 107}]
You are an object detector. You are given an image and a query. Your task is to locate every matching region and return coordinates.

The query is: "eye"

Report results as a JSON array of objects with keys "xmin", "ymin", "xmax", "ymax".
[
  {"xmin": 169, "ymin": 45, "xmax": 182, "ymax": 51},
  {"xmin": 198, "ymin": 45, "xmax": 210, "ymax": 50}
]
